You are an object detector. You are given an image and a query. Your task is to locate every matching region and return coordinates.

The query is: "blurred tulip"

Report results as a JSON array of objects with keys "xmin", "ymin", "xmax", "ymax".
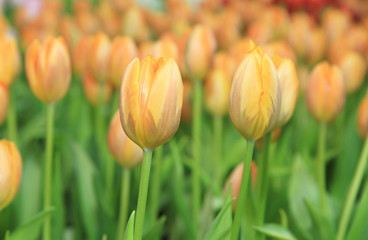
[
  {"xmin": 306, "ymin": 62, "xmax": 345, "ymax": 123},
  {"xmin": 213, "ymin": 51, "xmax": 236, "ymax": 80},
  {"xmin": 83, "ymin": 73, "xmax": 113, "ymax": 106},
  {"xmin": 108, "ymin": 111, "xmax": 143, "ymax": 168},
  {"xmin": 297, "ymin": 64, "xmax": 310, "ymax": 94},
  {"xmin": 72, "ymin": 35, "xmax": 90, "ymax": 76},
  {"xmin": 109, "ymin": 0, "xmax": 134, "ymax": 13},
  {"xmin": 121, "ymin": 6, "xmax": 150, "ymax": 43},
  {"xmin": 0, "ymin": 139, "xmax": 22, "ymax": 210},
  {"xmin": 215, "ymin": 7, "xmax": 241, "ymax": 48},
  {"xmin": 262, "ymin": 41, "xmax": 296, "ymax": 63},
  {"xmin": 272, "ymin": 56, "xmax": 299, "ymax": 128},
  {"xmin": 229, "ymin": 42, "xmax": 280, "ymax": 140},
  {"xmin": 0, "ymin": 83, "xmax": 8, "ymax": 125},
  {"xmin": 97, "ymin": 1, "xmax": 120, "ymax": 37},
  {"xmin": 151, "ymin": 38, "xmax": 179, "ymax": 62},
  {"xmin": 109, "ymin": 36, "xmax": 138, "ymax": 87},
  {"xmin": 255, "ymin": 128, "xmax": 282, "ymax": 149},
  {"xmin": 138, "ymin": 41, "xmax": 154, "ymax": 60},
  {"xmin": 75, "ymin": 11, "xmax": 100, "ymax": 34},
  {"xmin": 26, "ymin": 36, "xmax": 71, "ymax": 104},
  {"xmin": 338, "ymin": 51, "xmax": 366, "ymax": 94},
  {"xmin": 87, "ymin": 32, "xmax": 111, "ymax": 83},
  {"xmin": 229, "ymin": 37, "xmax": 252, "ymax": 67},
  {"xmin": 120, "ymin": 56, "xmax": 183, "ymax": 150},
  {"xmin": 357, "ymin": 92, "xmax": 368, "ymax": 138},
  {"xmin": 0, "ymin": 34, "xmax": 21, "ymax": 86},
  {"xmin": 184, "ymin": 25, "xmax": 216, "ymax": 80},
  {"xmin": 224, "ymin": 161, "xmax": 257, "ymax": 211},
  {"xmin": 246, "ymin": 20, "xmax": 273, "ymax": 45},
  {"xmin": 181, "ymin": 80, "xmax": 193, "ymax": 122},
  {"xmin": 287, "ymin": 12, "xmax": 314, "ymax": 58},
  {"xmin": 346, "ymin": 24, "xmax": 368, "ymax": 54},
  {"xmin": 59, "ymin": 16, "xmax": 81, "ymax": 48},
  {"xmin": 205, "ymin": 69, "xmax": 231, "ymax": 116},
  {"xmin": 327, "ymin": 36, "xmax": 350, "ymax": 64},
  {"xmin": 322, "ymin": 7, "xmax": 351, "ymax": 43},
  {"xmin": 305, "ymin": 27, "xmax": 327, "ymax": 65}
]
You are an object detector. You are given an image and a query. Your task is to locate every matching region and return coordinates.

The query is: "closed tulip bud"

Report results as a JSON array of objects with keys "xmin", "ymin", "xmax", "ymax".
[
  {"xmin": 229, "ymin": 37, "xmax": 252, "ymax": 67},
  {"xmin": 0, "ymin": 34, "xmax": 21, "ymax": 86},
  {"xmin": 338, "ymin": 51, "xmax": 366, "ymax": 94},
  {"xmin": 0, "ymin": 139, "xmax": 22, "ymax": 210},
  {"xmin": 138, "ymin": 41, "xmax": 154, "ymax": 59},
  {"xmin": 120, "ymin": 56, "xmax": 183, "ymax": 150},
  {"xmin": 322, "ymin": 7, "xmax": 351, "ymax": 43},
  {"xmin": 151, "ymin": 38, "xmax": 179, "ymax": 62},
  {"xmin": 213, "ymin": 51, "xmax": 236, "ymax": 80},
  {"xmin": 357, "ymin": 93, "xmax": 368, "ymax": 138},
  {"xmin": 0, "ymin": 84, "xmax": 9, "ymax": 125},
  {"xmin": 262, "ymin": 41, "xmax": 296, "ymax": 64},
  {"xmin": 185, "ymin": 25, "xmax": 216, "ymax": 80},
  {"xmin": 229, "ymin": 42, "xmax": 281, "ymax": 140},
  {"xmin": 205, "ymin": 69, "xmax": 231, "ymax": 116},
  {"xmin": 87, "ymin": 32, "xmax": 111, "ymax": 83},
  {"xmin": 306, "ymin": 62, "xmax": 345, "ymax": 123},
  {"xmin": 72, "ymin": 35, "xmax": 90, "ymax": 76},
  {"xmin": 272, "ymin": 56, "xmax": 299, "ymax": 128},
  {"xmin": 224, "ymin": 161, "xmax": 257, "ymax": 211},
  {"xmin": 108, "ymin": 111, "xmax": 143, "ymax": 168},
  {"xmin": 109, "ymin": 36, "xmax": 138, "ymax": 87},
  {"xmin": 26, "ymin": 36, "xmax": 71, "ymax": 104},
  {"xmin": 83, "ymin": 73, "xmax": 113, "ymax": 106},
  {"xmin": 121, "ymin": 6, "xmax": 149, "ymax": 43},
  {"xmin": 306, "ymin": 27, "xmax": 327, "ymax": 65}
]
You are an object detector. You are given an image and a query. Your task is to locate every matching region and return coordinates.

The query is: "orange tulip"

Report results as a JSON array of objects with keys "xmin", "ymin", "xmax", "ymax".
[
  {"xmin": 83, "ymin": 73, "xmax": 113, "ymax": 106},
  {"xmin": 322, "ymin": 7, "xmax": 351, "ymax": 43},
  {"xmin": 26, "ymin": 36, "xmax": 71, "ymax": 104},
  {"xmin": 306, "ymin": 62, "xmax": 345, "ymax": 123},
  {"xmin": 357, "ymin": 92, "xmax": 368, "ymax": 138},
  {"xmin": 121, "ymin": 6, "xmax": 149, "ymax": 43},
  {"xmin": 229, "ymin": 42, "xmax": 280, "ymax": 140},
  {"xmin": 87, "ymin": 32, "xmax": 111, "ymax": 83},
  {"xmin": 205, "ymin": 69, "xmax": 231, "ymax": 116},
  {"xmin": 72, "ymin": 35, "xmax": 90, "ymax": 76},
  {"xmin": 184, "ymin": 25, "xmax": 216, "ymax": 80},
  {"xmin": 338, "ymin": 51, "xmax": 366, "ymax": 94},
  {"xmin": 151, "ymin": 38, "xmax": 179, "ymax": 62},
  {"xmin": 109, "ymin": 36, "xmax": 138, "ymax": 87},
  {"xmin": 108, "ymin": 111, "xmax": 143, "ymax": 168},
  {"xmin": 262, "ymin": 41, "xmax": 296, "ymax": 64},
  {"xmin": 0, "ymin": 139, "xmax": 22, "ymax": 210},
  {"xmin": 181, "ymin": 80, "xmax": 193, "ymax": 122},
  {"xmin": 0, "ymin": 84, "xmax": 9, "ymax": 125},
  {"xmin": 120, "ymin": 56, "xmax": 183, "ymax": 150},
  {"xmin": 213, "ymin": 51, "xmax": 236, "ymax": 80},
  {"xmin": 0, "ymin": 34, "xmax": 21, "ymax": 86}
]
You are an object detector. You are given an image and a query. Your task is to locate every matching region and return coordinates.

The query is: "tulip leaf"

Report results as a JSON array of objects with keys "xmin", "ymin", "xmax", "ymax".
[
  {"xmin": 253, "ymin": 224, "xmax": 297, "ymax": 240},
  {"xmin": 143, "ymin": 215, "xmax": 166, "ymax": 240},
  {"xmin": 9, "ymin": 207, "xmax": 54, "ymax": 240},
  {"xmin": 123, "ymin": 211, "xmax": 135, "ymax": 240},
  {"xmin": 52, "ymin": 154, "xmax": 65, "ymax": 240},
  {"xmin": 304, "ymin": 200, "xmax": 335, "ymax": 240},
  {"xmin": 204, "ymin": 184, "xmax": 233, "ymax": 240}
]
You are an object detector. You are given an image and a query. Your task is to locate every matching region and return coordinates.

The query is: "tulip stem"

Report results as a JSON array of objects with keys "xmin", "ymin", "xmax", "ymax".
[
  {"xmin": 117, "ymin": 168, "xmax": 131, "ymax": 240},
  {"xmin": 192, "ymin": 80, "xmax": 202, "ymax": 235},
  {"xmin": 7, "ymin": 91, "xmax": 17, "ymax": 143},
  {"xmin": 231, "ymin": 140, "xmax": 255, "ymax": 240},
  {"xmin": 43, "ymin": 103, "xmax": 55, "ymax": 240},
  {"xmin": 257, "ymin": 133, "xmax": 272, "ymax": 231},
  {"xmin": 150, "ymin": 146, "xmax": 163, "ymax": 223},
  {"xmin": 336, "ymin": 136, "xmax": 368, "ymax": 240},
  {"xmin": 134, "ymin": 149, "xmax": 153, "ymax": 240},
  {"xmin": 214, "ymin": 115, "xmax": 223, "ymax": 184},
  {"xmin": 317, "ymin": 122, "xmax": 327, "ymax": 213}
]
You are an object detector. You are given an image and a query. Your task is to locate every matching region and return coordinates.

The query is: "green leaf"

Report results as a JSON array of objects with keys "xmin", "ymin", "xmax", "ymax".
[
  {"xmin": 304, "ymin": 200, "xmax": 335, "ymax": 240},
  {"xmin": 204, "ymin": 185, "xmax": 233, "ymax": 240},
  {"xmin": 52, "ymin": 154, "xmax": 65, "ymax": 240},
  {"xmin": 9, "ymin": 208, "xmax": 54, "ymax": 240},
  {"xmin": 123, "ymin": 211, "xmax": 135, "ymax": 240},
  {"xmin": 71, "ymin": 143, "xmax": 98, "ymax": 240},
  {"xmin": 253, "ymin": 224, "xmax": 296, "ymax": 240},
  {"xmin": 279, "ymin": 209, "xmax": 288, "ymax": 229},
  {"xmin": 143, "ymin": 215, "xmax": 166, "ymax": 240}
]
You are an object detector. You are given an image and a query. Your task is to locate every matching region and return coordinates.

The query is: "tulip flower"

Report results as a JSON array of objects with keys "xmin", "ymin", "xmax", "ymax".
[
  {"xmin": 26, "ymin": 36, "xmax": 71, "ymax": 104},
  {"xmin": 0, "ymin": 139, "xmax": 22, "ymax": 210},
  {"xmin": 151, "ymin": 38, "xmax": 179, "ymax": 62},
  {"xmin": 87, "ymin": 32, "xmax": 111, "ymax": 83},
  {"xmin": 213, "ymin": 51, "xmax": 236, "ymax": 81},
  {"xmin": 205, "ymin": 69, "xmax": 230, "ymax": 116},
  {"xmin": 109, "ymin": 36, "xmax": 138, "ymax": 87},
  {"xmin": 224, "ymin": 161, "xmax": 257, "ymax": 211},
  {"xmin": 229, "ymin": 42, "xmax": 280, "ymax": 240},
  {"xmin": 181, "ymin": 80, "xmax": 193, "ymax": 122},
  {"xmin": 0, "ymin": 34, "xmax": 21, "ymax": 87},
  {"xmin": 357, "ymin": 93, "xmax": 368, "ymax": 138},
  {"xmin": 121, "ymin": 6, "xmax": 149, "ymax": 43},
  {"xmin": 322, "ymin": 7, "xmax": 351, "ymax": 43},
  {"xmin": 83, "ymin": 73, "xmax": 113, "ymax": 106},
  {"xmin": 0, "ymin": 83, "xmax": 8, "ymax": 126},
  {"xmin": 272, "ymin": 56, "xmax": 299, "ymax": 129},
  {"xmin": 306, "ymin": 61, "xmax": 345, "ymax": 123},
  {"xmin": 229, "ymin": 42, "xmax": 281, "ymax": 141},
  {"xmin": 338, "ymin": 51, "xmax": 366, "ymax": 94},
  {"xmin": 184, "ymin": 24, "xmax": 216, "ymax": 81},
  {"xmin": 262, "ymin": 40, "xmax": 296, "ymax": 63},
  {"xmin": 120, "ymin": 55, "xmax": 183, "ymax": 240},
  {"xmin": 108, "ymin": 111, "xmax": 143, "ymax": 168},
  {"xmin": 72, "ymin": 35, "xmax": 90, "ymax": 76}
]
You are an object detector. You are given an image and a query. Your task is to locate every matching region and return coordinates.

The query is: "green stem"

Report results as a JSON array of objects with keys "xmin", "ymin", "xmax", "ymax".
[
  {"xmin": 214, "ymin": 115, "xmax": 223, "ymax": 184},
  {"xmin": 43, "ymin": 104, "xmax": 55, "ymax": 240},
  {"xmin": 336, "ymin": 136, "xmax": 368, "ymax": 240},
  {"xmin": 192, "ymin": 79, "xmax": 202, "ymax": 235},
  {"xmin": 134, "ymin": 149, "xmax": 153, "ymax": 240},
  {"xmin": 230, "ymin": 140, "xmax": 255, "ymax": 240},
  {"xmin": 6, "ymin": 91, "xmax": 17, "ymax": 143},
  {"xmin": 257, "ymin": 133, "xmax": 272, "ymax": 229},
  {"xmin": 117, "ymin": 168, "xmax": 131, "ymax": 240},
  {"xmin": 317, "ymin": 122, "xmax": 327, "ymax": 213},
  {"xmin": 150, "ymin": 146, "xmax": 163, "ymax": 223}
]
